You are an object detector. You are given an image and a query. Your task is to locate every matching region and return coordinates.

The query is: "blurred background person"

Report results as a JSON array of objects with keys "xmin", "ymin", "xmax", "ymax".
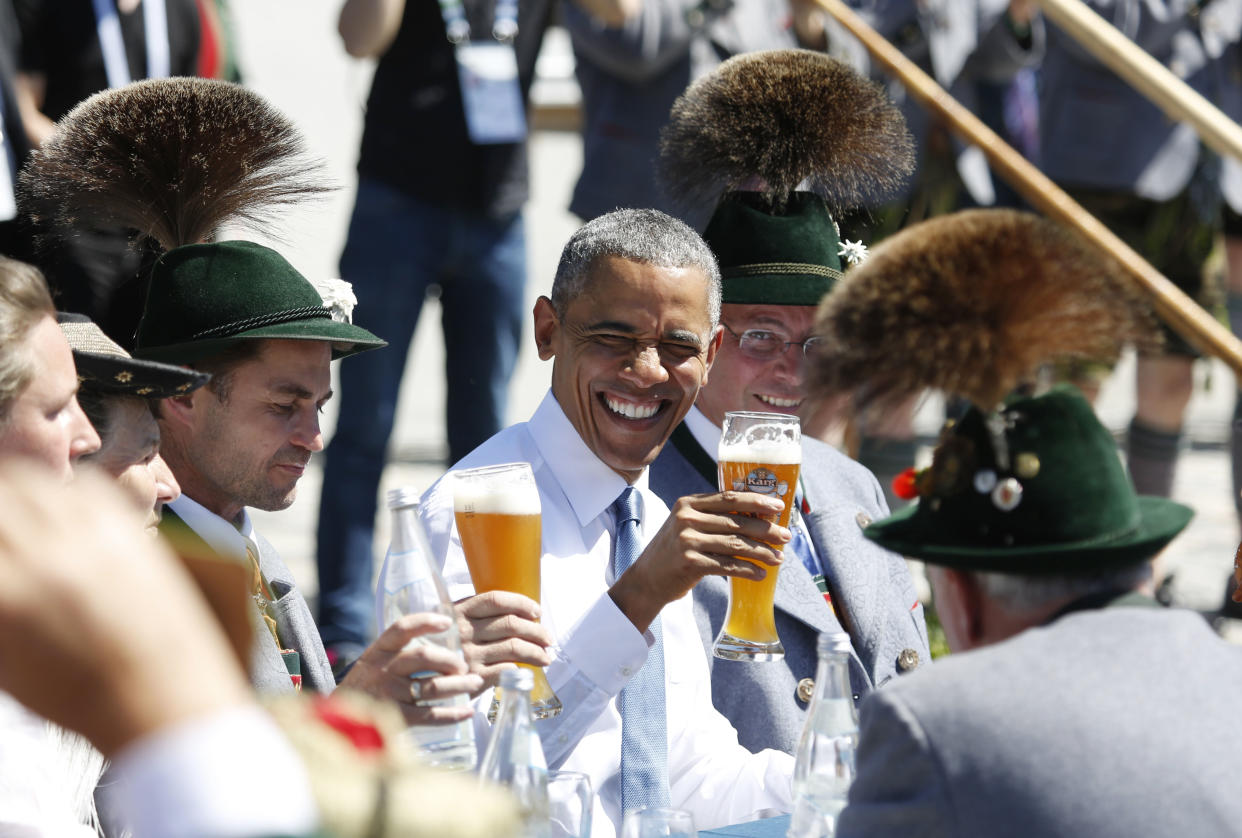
[
  {"xmin": 562, "ymin": 0, "xmax": 822, "ymax": 226},
  {"xmin": 1038, "ymin": 0, "xmax": 1242, "ymax": 506},
  {"xmin": 818, "ymin": 0, "xmax": 1043, "ymax": 505},
  {"xmin": 12, "ymin": 0, "xmax": 201, "ymax": 345},
  {"xmin": 0, "ymin": 0, "xmax": 32, "ymax": 263},
  {"xmin": 316, "ymin": 0, "xmax": 632, "ymax": 672}
]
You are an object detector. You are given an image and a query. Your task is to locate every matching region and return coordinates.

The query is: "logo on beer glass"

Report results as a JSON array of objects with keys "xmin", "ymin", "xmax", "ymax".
[
  {"xmin": 732, "ymin": 467, "xmax": 789, "ymax": 498},
  {"xmin": 714, "ymin": 411, "xmax": 801, "ymax": 662}
]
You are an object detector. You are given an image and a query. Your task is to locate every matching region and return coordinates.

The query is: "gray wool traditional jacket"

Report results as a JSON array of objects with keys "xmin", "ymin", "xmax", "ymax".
[
  {"xmin": 160, "ymin": 505, "xmax": 335, "ymax": 695},
  {"xmin": 649, "ymin": 416, "xmax": 929, "ymax": 755},
  {"xmin": 838, "ymin": 600, "xmax": 1242, "ymax": 836}
]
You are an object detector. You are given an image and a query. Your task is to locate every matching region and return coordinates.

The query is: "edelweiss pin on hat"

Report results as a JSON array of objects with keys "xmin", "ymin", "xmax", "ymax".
[
  {"xmin": 810, "ymin": 209, "xmax": 1192, "ymax": 572},
  {"xmin": 20, "ymin": 78, "xmax": 385, "ymax": 363},
  {"xmin": 658, "ymin": 49, "xmax": 914, "ymax": 306}
]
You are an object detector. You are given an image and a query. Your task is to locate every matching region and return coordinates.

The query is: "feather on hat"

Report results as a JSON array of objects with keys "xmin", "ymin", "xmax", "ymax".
[
  {"xmin": 18, "ymin": 78, "xmax": 384, "ymax": 362},
  {"xmin": 808, "ymin": 208, "xmax": 1159, "ymax": 412},
  {"xmin": 19, "ymin": 77, "xmax": 328, "ymax": 250},
  {"xmin": 658, "ymin": 49, "xmax": 915, "ymax": 215}
]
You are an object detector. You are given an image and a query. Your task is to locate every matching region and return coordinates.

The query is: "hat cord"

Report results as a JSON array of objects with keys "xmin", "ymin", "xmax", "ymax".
[{"xmin": 190, "ymin": 305, "xmax": 335, "ymax": 340}]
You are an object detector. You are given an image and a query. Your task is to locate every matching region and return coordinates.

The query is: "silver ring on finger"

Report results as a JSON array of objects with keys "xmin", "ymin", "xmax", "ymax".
[{"xmin": 409, "ymin": 676, "xmax": 428, "ymax": 703}]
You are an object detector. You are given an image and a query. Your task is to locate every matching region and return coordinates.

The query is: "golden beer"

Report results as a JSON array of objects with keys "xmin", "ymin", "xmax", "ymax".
[
  {"xmin": 456, "ymin": 512, "xmax": 541, "ymax": 601},
  {"xmin": 714, "ymin": 413, "xmax": 802, "ymax": 661},
  {"xmin": 453, "ymin": 463, "xmax": 562, "ymax": 718}
]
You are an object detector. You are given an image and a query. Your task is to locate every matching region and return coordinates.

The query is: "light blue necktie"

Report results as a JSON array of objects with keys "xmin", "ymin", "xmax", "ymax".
[
  {"xmin": 789, "ymin": 492, "xmax": 820, "ymax": 578},
  {"xmin": 611, "ymin": 487, "xmax": 670, "ymax": 812}
]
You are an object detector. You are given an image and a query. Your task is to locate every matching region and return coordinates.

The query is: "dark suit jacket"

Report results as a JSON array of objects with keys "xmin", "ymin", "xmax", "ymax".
[
  {"xmin": 838, "ymin": 601, "xmax": 1242, "ymax": 836},
  {"xmin": 650, "ymin": 423, "xmax": 929, "ymax": 754},
  {"xmin": 160, "ymin": 507, "xmax": 335, "ymax": 695},
  {"xmin": 0, "ymin": 0, "xmax": 32, "ymax": 262}
]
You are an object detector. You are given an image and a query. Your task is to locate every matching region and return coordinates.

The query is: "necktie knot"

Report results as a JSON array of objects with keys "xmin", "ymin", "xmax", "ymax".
[
  {"xmin": 611, "ymin": 487, "xmax": 642, "ymax": 577},
  {"xmin": 611, "ymin": 486, "xmax": 640, "ymax": 526}
]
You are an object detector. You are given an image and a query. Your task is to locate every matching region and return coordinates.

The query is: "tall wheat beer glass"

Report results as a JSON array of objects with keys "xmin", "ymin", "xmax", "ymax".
[
  {"xmin": 714, "ymin": 412, "xmax": 801, "ymax": 661},
  {"xmin": 453, "ymin": 462, "xmax": 562, "ymax": 719}
]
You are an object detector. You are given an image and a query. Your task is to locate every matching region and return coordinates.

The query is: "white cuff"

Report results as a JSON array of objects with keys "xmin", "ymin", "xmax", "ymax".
[
  {"xmin": 112, "ymin": 704, "xmax": 320, "ymax": 838},
  {"xmin": 557, "ymin": 593, "xmax": 649, "ymax": 695}
]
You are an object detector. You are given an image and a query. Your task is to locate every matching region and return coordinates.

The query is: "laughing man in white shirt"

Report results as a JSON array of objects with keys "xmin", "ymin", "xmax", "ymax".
[{"xmin": 418, "ymin": 209, "xmax": 796, "ymax": 836}]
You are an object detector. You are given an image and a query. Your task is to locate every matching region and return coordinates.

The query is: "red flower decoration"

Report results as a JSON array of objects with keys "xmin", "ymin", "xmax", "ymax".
[
  {"xmin": 311, "ymin": 696, "xmax": 386, "ymax": 753},
  {"xmin": 892, "ymin": 466, "xmax": 920, "ymax": 501}
]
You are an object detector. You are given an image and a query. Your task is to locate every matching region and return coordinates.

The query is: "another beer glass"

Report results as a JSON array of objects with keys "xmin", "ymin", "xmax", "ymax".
[
  {"xmin": 453, "ymin": 462, "xmax": 562, "ymax": 719},
  {"xmin": 714, "ymin": 411, "xmax": 801, "ymax": 661}
]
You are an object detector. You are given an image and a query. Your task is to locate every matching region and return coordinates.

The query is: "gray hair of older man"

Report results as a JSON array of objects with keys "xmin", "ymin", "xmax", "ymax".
[
  {"xmin": 551, "ymin": 208, "xmax": 722, "ymax": 326},
  {"xmin": 967, "ymin": 561, "xmax": 1155, "ymax": 616}
]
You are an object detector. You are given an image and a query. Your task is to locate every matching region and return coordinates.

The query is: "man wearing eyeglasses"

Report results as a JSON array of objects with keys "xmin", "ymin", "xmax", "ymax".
[{"xmin": 648, "ymin": 188, "xmax": 930, "ymax": 756}]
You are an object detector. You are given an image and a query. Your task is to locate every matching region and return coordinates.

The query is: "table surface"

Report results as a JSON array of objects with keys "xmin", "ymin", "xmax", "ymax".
[{"xmin": 700, "ymin": 814, "xmax": 790, "ymax": 836}]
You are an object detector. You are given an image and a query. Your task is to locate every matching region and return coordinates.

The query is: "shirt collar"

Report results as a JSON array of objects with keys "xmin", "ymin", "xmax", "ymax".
[
  {"xmin": 528, "ymin": 390, "xmax": 651, "ymax": 529},
  {"xmin": 167, "ymin": 494, "xmax": 256, "ymax": 561},
  {"xmin": 684, "ymin": 405, "xmax": 722, "ymax": 457}
]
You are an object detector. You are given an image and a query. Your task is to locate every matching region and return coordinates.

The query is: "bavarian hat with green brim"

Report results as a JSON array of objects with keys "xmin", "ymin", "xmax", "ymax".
[
  {"xmin": 17, "ymin": 78, "xmax": 385, "ymax": 363},
  {"xmin": 659, "ymin": 50, "xmax": 914, "ymax": 306},
  {"xmin": 862, "ymin": 387, "xmax": 1192, "ymax": 572},
  {"xmin": 132, "ymin": 241, "xmax": 385, "ymax": 363},
  {"xmin": 57, "ymin": 312, "xmax": 210, "ymax": 398},
  {"xmin": 809, "ymin": 209, "xmax": 1179, "ymax": 573}
]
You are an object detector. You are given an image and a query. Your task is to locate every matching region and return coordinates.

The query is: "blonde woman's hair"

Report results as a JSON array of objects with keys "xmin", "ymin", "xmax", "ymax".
[{"xmin": 0, "ymin": 257, "xmax": 56, "ymax": 426}]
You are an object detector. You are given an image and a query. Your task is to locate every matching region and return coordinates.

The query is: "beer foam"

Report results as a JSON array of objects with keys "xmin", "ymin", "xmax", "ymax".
[
  {"xmin": 718, "ymin": 436, "xmax": 802, "ymax": 465},
  {"xmin": 453, "ymin": 481, "xmax": 541, "ymax": 515}
]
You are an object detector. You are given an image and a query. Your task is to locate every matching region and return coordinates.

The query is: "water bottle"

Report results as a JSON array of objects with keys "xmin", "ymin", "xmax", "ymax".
[
  {"xmin": 381, "ymin": 487, "xmax": 477, "ymax": 771},
  {"xmin": 478, "ymin": 668, "xmax": 550, "ymax": 838},
  {"xmin": 787, "ymin": 632, "xmax": 859, "ymax": 838}
]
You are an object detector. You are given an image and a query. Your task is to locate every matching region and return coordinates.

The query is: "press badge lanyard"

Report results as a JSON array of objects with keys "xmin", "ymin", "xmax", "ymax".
[
  {"xmin": 91, "ymin": 0, "xmax": 170, "ymax": 89},
  {"xmin": 439, "ymin": 0, "xmax": 527, "ymax": 144}
]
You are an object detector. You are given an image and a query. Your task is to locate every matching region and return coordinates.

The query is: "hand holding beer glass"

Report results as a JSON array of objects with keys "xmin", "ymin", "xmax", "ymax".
[
  {"xmin": 714, "ymin": 412, "xmax": 801, "ymax": 661},
  {"xmin": 453, "ymin": 462, "xmax": 563, "ymax": 719}
]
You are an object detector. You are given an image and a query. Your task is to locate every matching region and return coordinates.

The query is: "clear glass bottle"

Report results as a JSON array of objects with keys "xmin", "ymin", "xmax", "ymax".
[
  {"xmin": 380, "ymin": 487, "xmax": 477, "ymax": 771},
  {"xmin": 787, "ymin": 632, "xmax": 859, "ymax": 838},
  {"xmin": 478, "ymin": 668, "xmax": 550, "ymax": 838}
]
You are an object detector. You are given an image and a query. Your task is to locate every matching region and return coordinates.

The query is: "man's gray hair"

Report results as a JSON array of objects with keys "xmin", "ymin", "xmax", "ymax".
[
  {"xmin": 551, "ymin": 208, "xmax": 722, "ymax": 325},
  {"xmin": 969, "ymin": 562, "xmax": 1154, "ymax": 615}
]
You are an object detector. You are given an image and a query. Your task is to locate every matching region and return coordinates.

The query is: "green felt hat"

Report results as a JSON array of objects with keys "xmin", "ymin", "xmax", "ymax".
[
  {"xmin": 703, "ymin": 191, "xmax": 853, "ymax": 306},
  {"xmin": 864, "ymin": 388, "xmax": 1192, "ymax": 573},
  {"xmin": 133, "ymin": 241, "xmax": 386, "ymax": 363}
]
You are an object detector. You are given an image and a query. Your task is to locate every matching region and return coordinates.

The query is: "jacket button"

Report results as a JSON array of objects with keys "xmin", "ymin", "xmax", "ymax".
[
  {"xmin": 796, "ymin": 677, "xmax": 815, "ymax": 703},
  {"xmin": 897, "ymin": 648, "xmax": 920, "ymax": 673},
  {"xmin": 855, "ymin": 511, "xmax": 872, "ymax": 529}
]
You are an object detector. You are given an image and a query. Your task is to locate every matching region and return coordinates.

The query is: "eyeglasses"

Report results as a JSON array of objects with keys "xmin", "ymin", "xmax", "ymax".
[{"xmin": 722, "ymin": 323, "xmax": 823, "ymax": 361}]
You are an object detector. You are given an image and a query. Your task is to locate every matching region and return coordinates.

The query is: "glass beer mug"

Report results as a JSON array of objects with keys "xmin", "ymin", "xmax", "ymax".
[
  {"xmin": 713, "ymin": 411, "xmax": 801, "ymax": 661},
  {"xmin": 453, "ymin": 462, "xmax": 563, "ymax": 719}
]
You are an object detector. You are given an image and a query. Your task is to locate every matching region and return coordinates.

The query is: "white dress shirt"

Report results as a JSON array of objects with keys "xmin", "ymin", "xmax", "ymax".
[
  {"xmin": 418, "ymin": 391, "xmax": 793, "ymax": 837},
  {"xmin": 167, "ymin": 494, "xmax": 259, "ymax": 562}
]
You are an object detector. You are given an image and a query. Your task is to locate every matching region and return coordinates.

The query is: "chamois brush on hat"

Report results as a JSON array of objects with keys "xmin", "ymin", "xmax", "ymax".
[
  {"xmin": 809, "ymin": 208, "xmax": 1190, "ymax": 572},
  {"xmin": 658, "ymin": 49, "xmax": 915, "ymax": 306},
  {"xmin": 21, "ymin": 78, "xmax": 385, "ymax": 363}
]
